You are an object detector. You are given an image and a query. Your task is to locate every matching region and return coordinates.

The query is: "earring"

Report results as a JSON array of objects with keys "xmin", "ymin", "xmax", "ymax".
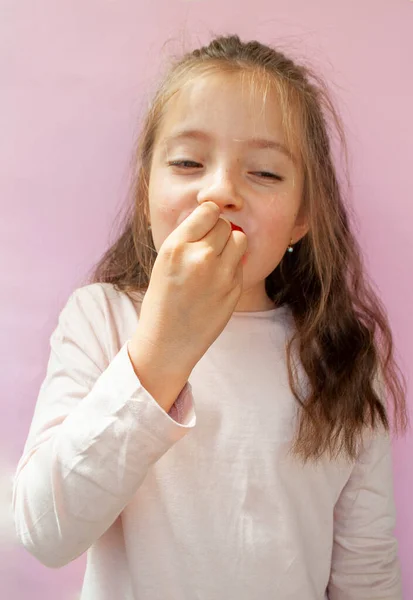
[
  {"xmin": 287, "ymin": 239, "xmax": 294, "ymax": 253},
  {"xmin": 148, "ymin": 224, "xmax": 152, "ymax": 231}
]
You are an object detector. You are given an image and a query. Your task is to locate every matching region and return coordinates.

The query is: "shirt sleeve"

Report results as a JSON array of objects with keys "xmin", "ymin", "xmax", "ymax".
[
  {"xmin": 327, "ymin": 431, "xmax": 402, "ymax": 600},
  {"xmin": 12, "ymin": 286, "xmax": 196, "ymax": 568}
]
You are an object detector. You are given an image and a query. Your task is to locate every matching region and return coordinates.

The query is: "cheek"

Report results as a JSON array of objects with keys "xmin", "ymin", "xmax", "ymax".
[
  {"xmin": 149, "ymin": 169, "xmax": 195, "ymax": 213},
  {"xmin": 257, "ymin": 204, "xmax": 298, "ymax": 248},
  {"xmin": 148, "ymin": 177, "xmax": 195, "ymax": 251}
]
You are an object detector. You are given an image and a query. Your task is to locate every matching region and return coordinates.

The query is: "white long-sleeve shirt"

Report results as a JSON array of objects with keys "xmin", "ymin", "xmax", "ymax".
[{"xmin": 12, "ymin": 282, "xmax": 402, "ymax": 599}]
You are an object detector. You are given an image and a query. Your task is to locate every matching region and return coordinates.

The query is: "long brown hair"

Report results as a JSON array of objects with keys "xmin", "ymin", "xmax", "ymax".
[{"xmin": 88, "ymin": 34, "xmax": 408, "ymax": 463}]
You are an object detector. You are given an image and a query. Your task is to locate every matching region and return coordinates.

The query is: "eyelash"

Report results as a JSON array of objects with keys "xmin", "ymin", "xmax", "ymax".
[{"xmin": 167, "ymin": 160, "xmax": 284, "ymax": 182}]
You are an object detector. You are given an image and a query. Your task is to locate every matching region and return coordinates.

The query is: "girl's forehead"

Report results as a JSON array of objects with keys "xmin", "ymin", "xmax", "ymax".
[
  {"xmin": 157, "ymin": 70, "xmax": 300, "ymax": 161},
  {"xmin": 178, "ymin": 70, "xmax": 279, "ymax": 112},
  {"xmin": 161, "ymin": 71, "xmax": 287, "ymax": 137}
]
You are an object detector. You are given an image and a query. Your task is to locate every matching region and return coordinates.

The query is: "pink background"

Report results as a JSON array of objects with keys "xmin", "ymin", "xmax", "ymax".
[{"xmin": 1, "ymin": 1, "xmax": 412, "ymax": 598}]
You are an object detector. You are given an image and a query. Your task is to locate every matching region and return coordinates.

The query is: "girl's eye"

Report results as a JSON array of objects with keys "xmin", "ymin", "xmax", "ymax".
[
  {"xmin": 168, "ymin": 160, "xmax": 202, "ymax": 169},
  {"xmin": 253, "ymin": 171, "xmax": 284, "ymax": 181},
  {"xmin": 167, "ymin": 161, "xmax": 284, "ymax": 182}
]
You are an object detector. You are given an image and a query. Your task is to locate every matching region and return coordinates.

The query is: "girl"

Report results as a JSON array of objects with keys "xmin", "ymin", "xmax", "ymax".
[{"xmin": 12, "ymin": 34, "xmax": 408, "ymax": 599}]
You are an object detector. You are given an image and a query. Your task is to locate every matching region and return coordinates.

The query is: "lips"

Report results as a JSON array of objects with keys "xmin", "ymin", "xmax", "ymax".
[{"xmin": 230, "ymin": 221, "xmax": 244, "ymax": 233}]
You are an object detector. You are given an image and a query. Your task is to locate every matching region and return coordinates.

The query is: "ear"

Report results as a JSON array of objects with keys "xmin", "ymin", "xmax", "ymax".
[
  {"xmin": 291, "ymin": 205, "xmax": 309, "ymax": 243},
  {"xmin": 292, "ymin": 222, "xmax": 309, "ymax": 244}
]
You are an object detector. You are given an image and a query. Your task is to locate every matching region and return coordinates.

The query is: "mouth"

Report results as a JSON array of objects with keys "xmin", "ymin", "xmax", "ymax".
[{"xmin": 230, "ymin": 221, "xmax": 244, "ymax": 234}]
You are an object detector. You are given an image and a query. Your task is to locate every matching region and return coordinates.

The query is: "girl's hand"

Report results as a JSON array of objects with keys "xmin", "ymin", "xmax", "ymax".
[{"xmin": 130, "ymin": 201, "xmax": 248, "ymax": 376}]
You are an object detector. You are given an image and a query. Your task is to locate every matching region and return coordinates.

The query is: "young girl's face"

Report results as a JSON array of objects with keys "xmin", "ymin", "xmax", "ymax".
[{"xmin": 148, "ymin": 71, "xmax": 308, "ymax": 311}]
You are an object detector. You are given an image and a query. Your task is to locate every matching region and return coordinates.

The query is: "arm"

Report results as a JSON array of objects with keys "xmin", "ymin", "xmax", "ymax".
[
  {"xmin": 327, "ymin": 431, "xmax": 402, "ymax": 599},
  {"xmin": 12, "ymin": 286, "xmax": 196, "ymax": 568}
]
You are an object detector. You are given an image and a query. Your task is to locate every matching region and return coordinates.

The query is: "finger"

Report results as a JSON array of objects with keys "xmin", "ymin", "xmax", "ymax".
[
  {"xmin": 221, "ymin": 229, "xmax": 248, "ymax": 267},
  {"xmin": 198, "ymin": 216, "xmax": 232, "ymax": 255},
  {"xmin": 172, "ymin": 202, "xmax": 222, "ymax": 244}
]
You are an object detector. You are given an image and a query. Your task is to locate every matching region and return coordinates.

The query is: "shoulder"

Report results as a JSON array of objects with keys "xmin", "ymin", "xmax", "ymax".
[
  {"xmin": 67, "ymin": 281, "xmax": 135, "ymax": 303},
  {"xmin": 55, "ymin": 283, "xmax": 146, "ymax": 355},
  {"xmin": 63, "ymin": 283, "xmax": 145, "ymax": 318}
]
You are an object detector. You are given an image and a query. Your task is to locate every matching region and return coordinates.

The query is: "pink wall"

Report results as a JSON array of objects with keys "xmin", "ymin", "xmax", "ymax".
[{"xmin": 1, "ymin": 1, "xmax": 412, "ymax": 598}]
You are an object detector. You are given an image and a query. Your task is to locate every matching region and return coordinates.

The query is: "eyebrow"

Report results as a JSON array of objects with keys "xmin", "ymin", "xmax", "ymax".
[{"xmin": 163, "ymin": 129, "xmax": 297, "ymax": 165}]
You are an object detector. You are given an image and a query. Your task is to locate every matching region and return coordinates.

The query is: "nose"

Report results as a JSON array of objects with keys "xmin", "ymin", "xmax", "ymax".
[{"xmin": 196, "ymin": 168, "xmax": 243, "ymax": 212}]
